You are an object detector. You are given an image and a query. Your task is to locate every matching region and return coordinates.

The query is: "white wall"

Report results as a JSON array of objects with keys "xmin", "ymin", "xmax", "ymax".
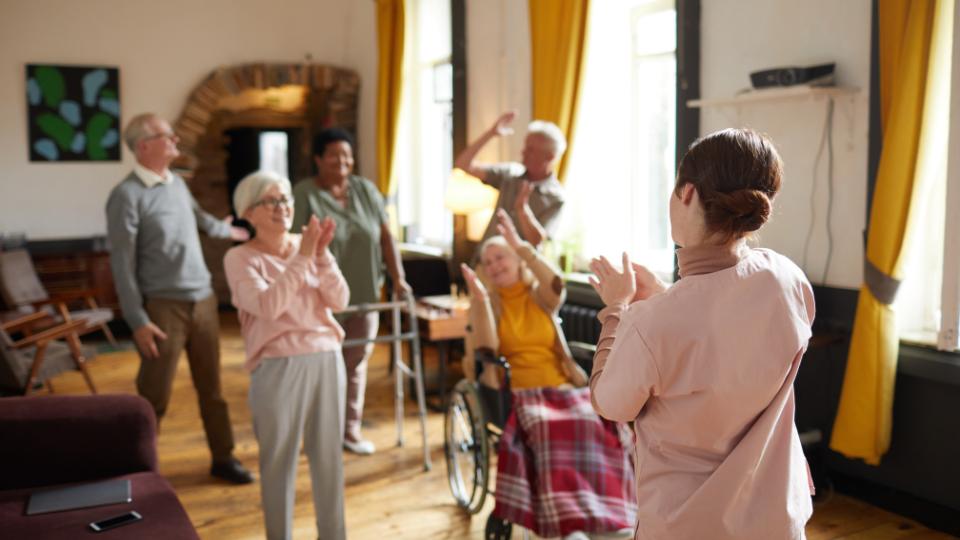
[
  {"xmin": 700, "ymin": 0, "xmax": 871, "ymax": 288},
  {"xmin": 0, "ymin": 0, "xmax": 377, "ymax": 240},
  {"xmin": 466, "ymin": 0, "xmax": 531, "ymax": 163}
]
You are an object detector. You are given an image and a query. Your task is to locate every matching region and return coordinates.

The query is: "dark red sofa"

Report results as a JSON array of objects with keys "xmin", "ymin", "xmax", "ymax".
[{"xmin": 0, "ymin": 394, "xmax": 199, "ymax": 539}]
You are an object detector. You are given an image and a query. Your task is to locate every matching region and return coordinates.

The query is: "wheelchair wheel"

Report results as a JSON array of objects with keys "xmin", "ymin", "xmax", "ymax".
[
  {"xmin": 445, "ymin": 379, "xmax": 490, "ymax": 514},
  {"xmin": 484, "ymin": 515, "xmax": 513, "ymax": 539}
]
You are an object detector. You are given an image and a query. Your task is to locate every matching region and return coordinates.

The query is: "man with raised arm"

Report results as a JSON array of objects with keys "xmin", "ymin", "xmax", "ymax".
[{"xmin": 455, "ymin": 110, "xmax": 567, "ymax": 251}]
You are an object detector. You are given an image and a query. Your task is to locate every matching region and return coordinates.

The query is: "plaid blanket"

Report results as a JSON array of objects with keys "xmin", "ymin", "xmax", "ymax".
[{"xmin": 492, "ymin": 386, "xmax": 637, "ymax": 537}]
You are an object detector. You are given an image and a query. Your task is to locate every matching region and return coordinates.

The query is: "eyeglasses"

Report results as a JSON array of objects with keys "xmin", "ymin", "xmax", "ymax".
[
  {"xmin": 141, "ymin": 131, "xmax": 178, "ymax": 142},
  {"xmin": 251, "ymin": 196, "xmax": 291, "ymax": 210}
]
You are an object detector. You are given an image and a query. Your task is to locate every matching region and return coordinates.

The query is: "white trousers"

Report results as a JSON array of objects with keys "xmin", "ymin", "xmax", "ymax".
[{"xmin": 249, "ymin": 351, "xmax": 347, "ymax": 540}]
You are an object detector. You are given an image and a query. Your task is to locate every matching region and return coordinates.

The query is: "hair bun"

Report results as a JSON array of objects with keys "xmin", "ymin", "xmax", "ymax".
[
  {"xmin": 676, "ymin": 128, "xmax": 783, "ymax": 241},
  {"xmin": 710, "ymin": 188, "xmax": 771, "ymax": 234}
]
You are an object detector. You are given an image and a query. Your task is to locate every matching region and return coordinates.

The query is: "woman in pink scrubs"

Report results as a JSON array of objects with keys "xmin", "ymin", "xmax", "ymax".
[{"xmin": 589, "ymin": 128, "xmax": 815, "ymax": 540}]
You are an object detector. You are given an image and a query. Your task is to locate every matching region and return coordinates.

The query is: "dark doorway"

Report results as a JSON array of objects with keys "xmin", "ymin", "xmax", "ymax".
[{"xmin": 224, "ymin": 127, "xmax": 300, "ymax": 218}]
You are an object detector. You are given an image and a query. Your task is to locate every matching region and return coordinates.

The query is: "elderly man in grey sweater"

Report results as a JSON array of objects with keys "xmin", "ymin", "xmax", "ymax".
[{"xmin": 106, "ymin": 113, "xmax": 253, "ymax": 484}]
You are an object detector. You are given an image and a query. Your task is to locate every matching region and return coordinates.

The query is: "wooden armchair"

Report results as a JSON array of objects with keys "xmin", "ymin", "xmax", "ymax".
[
  {"xmin": 0, "ymin": 310, "xmax": 97, "ymax": 395},
  {"xmin": 0, "ymin": 249, "xmax": 116, "ymax": 346}
]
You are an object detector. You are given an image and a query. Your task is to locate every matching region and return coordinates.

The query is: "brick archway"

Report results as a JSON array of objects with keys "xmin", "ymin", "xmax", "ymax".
[{"xmin": 170, "ymin": 62, "xmax": 360, "ymax": 301}]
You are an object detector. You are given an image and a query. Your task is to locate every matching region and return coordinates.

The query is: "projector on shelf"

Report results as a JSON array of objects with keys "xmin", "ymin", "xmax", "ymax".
[{"xmin": 749, "ymin": 63, "xmax": 835, "ymax": 89}]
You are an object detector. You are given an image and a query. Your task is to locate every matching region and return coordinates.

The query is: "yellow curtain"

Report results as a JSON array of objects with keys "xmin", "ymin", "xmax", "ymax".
[
  {"xmin": 528, "ymin": 0, "xmax": 590, "ymax": 182},
  {"xmin": 376, "ymin": 0, "xmax": 405, "ymax": 196},
  {"xmin": 830, "ymin": 0, "xmax": 950, "ymax": 465}
]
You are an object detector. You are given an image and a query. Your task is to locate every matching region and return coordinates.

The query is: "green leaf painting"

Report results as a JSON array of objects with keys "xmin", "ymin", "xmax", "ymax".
[{"xmin": 26, "ymin": 64, "xmax": 121, "ymax": 161}]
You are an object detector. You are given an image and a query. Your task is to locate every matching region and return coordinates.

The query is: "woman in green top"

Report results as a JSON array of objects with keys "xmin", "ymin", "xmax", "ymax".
[{"xmin": 291, "ymin": 128, "xmax": 411, "ymax": 455}]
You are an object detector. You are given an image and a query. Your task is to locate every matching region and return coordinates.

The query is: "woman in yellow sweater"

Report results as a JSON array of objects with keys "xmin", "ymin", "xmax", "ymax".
[
  {"xmin": 462, "ymin": 209, "xmax": 586, "ymax": 390},
  {"xmin": 461, "ymin": 210, "xmax": 635, "ymax": 540}
]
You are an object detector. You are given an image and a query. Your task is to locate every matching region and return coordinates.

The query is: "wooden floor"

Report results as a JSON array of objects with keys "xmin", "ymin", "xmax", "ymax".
[{"xmin": 46, "ymin": 312, "xmax": 955, "ymax": 539}]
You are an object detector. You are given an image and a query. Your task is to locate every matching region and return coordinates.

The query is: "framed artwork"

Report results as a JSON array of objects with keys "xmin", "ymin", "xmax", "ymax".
[{"xmin": 26, "ymin": 64, "xmax": 121, "ymax": 162}]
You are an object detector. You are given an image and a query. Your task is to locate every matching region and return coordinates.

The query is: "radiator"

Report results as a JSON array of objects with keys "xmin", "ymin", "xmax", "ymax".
[
  {"xmin": 559, "ymin": 303, "xmax": 601, "ymax": 346},
  {"xmin": 559, "ymin": 303, "xmax": 601, "ymax": 374}
]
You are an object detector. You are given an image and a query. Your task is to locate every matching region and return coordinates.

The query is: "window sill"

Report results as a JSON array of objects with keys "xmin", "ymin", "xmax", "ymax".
[{"xmin": 899, "ymin": 343, "xmax": 960, "ymax": 388}]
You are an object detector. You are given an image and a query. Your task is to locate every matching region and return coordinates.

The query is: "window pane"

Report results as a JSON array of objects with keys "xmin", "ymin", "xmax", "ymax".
[
  {"xmin": 560, "ymin": 0, "xmax": 676, "ymax": 278},
  {"xmin": 633, "ymin": 53, "xmax": 676, "ymax": 261},
  {"xmin": 634, "ymin": 9, "xmax": 675, "ymax": 57},
  {"xmin": 897, "ymin": 168, "xmax": 946, "ymax": 345},
  {"xmin": 895, "ymin": 14, "xmax": 952, "ymax": 346},
  {"xmin": 394, "ymin": 0, "xmax": 453, "ymax": 249},
  {"xmin": 433, "ymin": 62, "xmax": 453, "ymax": 103},
  {"xmin": 417, "ymin": 0, "xmax": 451, "ymax": 62},
  {"xmin": 258, "ymin": 131, "xmax": 288, "ymax": 179}
]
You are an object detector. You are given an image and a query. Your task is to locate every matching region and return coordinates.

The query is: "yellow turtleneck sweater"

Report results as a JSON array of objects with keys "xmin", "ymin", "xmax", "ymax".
[{"xmin": 496, "ymin": 281, "xmax": 568, "ymax": 389}]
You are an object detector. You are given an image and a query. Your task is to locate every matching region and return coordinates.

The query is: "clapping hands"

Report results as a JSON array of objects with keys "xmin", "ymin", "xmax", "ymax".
[
  {"xmin": 495, "ymin": 209, "xmax": 522, "ymax": 249},
  {"xmin": 298, "ymin": 215, "xmax": 336, "ymax": 258},
  {"xmin": 460, "ymin": 263, "xmax": 488, "ymax": 300},
  {"xmin": 589, "ymin": 253, "xmax": 668, "ymax": 306},
  {"xmin": 513, "ymin": 181, "xmax": 533, "ymax": 216},
  {"xmin": 589, "ymin": 253, "xmax": 636, "ymax": 307},
  {"xmin": 631, "ymin": 261, "xmax": 668, "ymax": 302}
]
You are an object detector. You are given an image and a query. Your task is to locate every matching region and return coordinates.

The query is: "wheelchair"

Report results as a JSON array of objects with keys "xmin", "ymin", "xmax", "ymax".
[{"xmin": 443, "ymin": 344, "xmax": 596, "ymax": 539}]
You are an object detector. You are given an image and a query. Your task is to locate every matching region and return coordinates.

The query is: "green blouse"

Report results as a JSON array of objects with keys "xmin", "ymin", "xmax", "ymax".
[{"xmin": 291, "ymin": 175, "xmax": 387, "ymax": 305}]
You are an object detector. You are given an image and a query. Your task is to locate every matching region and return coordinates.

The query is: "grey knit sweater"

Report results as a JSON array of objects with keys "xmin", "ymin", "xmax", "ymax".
[{"xmin": 105, "ymin": 171, "xmax": 231, "ymax": 330}]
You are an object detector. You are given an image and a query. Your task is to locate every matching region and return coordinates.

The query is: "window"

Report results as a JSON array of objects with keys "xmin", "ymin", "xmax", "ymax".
[
  {"xmin": 258, "ymin": 131, "xmax": 289, "ymax": 179},
  {"xmin": 894, "ymin": 10, "xmax": 953, "ymax": 349},
  {"xmin": 394, "ymin": 0, "xmax": 454, "ymax": 250},
  {"xmin": 559, "ymin": 0, "xmax": 677, "ymax": 279}
]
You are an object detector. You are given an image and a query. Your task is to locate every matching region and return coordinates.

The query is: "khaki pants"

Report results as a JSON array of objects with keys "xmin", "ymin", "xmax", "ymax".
[
  {"xmin": 341, "ymin": 312, "xmax": 378, "ymax": 444},
  {"xmin": 137, "ymin": 295, "xmax": 235, "ymax": 462},
  {"xmin": 250, "ymin": 352, "xmax": 346, "ymax": 540}
]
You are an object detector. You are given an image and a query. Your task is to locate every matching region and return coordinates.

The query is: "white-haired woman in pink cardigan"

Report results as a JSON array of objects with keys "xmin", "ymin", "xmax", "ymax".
[
  {"xmin": 224, "ymin": 171, "xmax": 349, "ymax": 540},
  {"xmin": 589, "ymin": 128, "xmax": 816, "ymax": 540}
]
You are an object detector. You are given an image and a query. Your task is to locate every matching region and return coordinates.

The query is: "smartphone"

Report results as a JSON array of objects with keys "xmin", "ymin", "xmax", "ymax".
[{"xmin": 88, "ymin": 510, "xmax": 142, "ymax": 532}]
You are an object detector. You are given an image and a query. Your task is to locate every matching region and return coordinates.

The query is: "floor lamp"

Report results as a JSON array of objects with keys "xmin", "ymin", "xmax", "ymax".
[{"xmin": 444, "ymin": 168, "xmax": 497, "ymax": 281}]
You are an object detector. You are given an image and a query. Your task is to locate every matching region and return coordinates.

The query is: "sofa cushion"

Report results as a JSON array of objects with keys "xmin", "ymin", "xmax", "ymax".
[
  {"xmin": 0, "ymin": 471, "xmax": 198, "ymax": 539},
  {"xmin": 0, "ymin": 394, "xmax": 157, "ymax": 490}
]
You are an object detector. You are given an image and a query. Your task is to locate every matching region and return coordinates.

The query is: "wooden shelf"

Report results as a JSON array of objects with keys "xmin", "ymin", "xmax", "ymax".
[{"xmin": 687, "ymin": 85, "xmax": 860, "ymax": 108}]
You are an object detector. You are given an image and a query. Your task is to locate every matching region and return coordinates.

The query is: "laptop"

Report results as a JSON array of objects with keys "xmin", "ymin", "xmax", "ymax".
[{"xmin": 26, "ymin": 479, "xmax": 131, "ymax": 515}]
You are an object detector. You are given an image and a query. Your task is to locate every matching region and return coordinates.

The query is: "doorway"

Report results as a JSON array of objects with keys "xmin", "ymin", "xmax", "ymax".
[{"xmin": 224, "ymin": 127, "xmax": 301, "ymax": 219}]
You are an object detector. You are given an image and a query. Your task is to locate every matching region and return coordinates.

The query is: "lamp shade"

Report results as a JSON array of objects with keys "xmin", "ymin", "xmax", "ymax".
[
  {"xmin": 466, "ymin": 207, "xmax": 494, "ymax": 241},
  {"xmin": 444, "ymin": 168, "xmax": 498, "ymax": 214}
]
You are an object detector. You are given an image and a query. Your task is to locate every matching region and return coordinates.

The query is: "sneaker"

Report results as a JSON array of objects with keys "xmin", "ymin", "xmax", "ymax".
[
  {"xmin": 343, "ymin": 438, "xmax": 376, "ymax": 455},
  {"xmin": 210, "ymin": 457, "xmax": 254, "ymax": 485}
]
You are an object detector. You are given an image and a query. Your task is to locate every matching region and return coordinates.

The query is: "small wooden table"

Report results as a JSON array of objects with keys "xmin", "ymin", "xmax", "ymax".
[{"xmin": 413, "ymin": 295, "xmax": 468, "ymax": 409}]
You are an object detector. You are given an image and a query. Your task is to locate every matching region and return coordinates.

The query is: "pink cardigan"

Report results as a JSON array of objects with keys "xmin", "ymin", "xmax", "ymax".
[
  {"xmin": 591, "ymin": 246, "xmax": 815, "ymax": 540},
  {"xmin": 223, "ymin": 237, "xmax": 349, "ymax": 372}
]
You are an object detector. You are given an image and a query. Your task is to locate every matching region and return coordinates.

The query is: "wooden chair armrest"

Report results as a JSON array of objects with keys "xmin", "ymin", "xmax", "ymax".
[
  {"xmin": 12, "ymin": 320, "xmax": 87, "ymax": 348},
  {"xmin": 1, "ymin": 311, "xmax": 54, "ymax": 332}
]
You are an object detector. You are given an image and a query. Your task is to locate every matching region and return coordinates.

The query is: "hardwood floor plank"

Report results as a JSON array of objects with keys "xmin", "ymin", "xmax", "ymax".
[{"xmin": 39, "ymin": 312, "xmax": 954, "ymax": 539}]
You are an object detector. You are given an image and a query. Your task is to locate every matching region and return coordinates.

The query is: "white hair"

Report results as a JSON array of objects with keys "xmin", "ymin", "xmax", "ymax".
[
  {"xmin": 479, "ymin": 235, "xmax": 515, "ymax": 260},
  {"xmin": 233, "ymin": 170, "xmax": 292, "ymax": 218},
  {"xmin": 477, "ymin": 235, "xmax": 534, "ymax": 288},
  {"xmin": 527, "ymin": 120, "xmax": 567, "ymax": 157},
  {"xmin": 123, "ymin": 113, "xmax": 160, "ymax": 152}
]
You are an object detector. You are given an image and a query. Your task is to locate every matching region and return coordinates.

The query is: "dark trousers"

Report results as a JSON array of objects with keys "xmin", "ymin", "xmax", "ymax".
[{"xmin": 137, "ymin": 294, "xmax": 235, "ymax": 462}]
